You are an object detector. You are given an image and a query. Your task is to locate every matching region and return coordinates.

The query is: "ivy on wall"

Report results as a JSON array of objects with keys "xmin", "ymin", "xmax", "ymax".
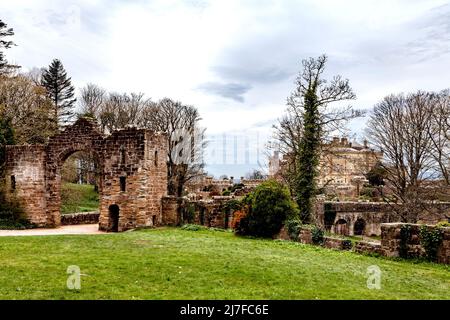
[
  {"xmin": 323, "ymin": 202, "xmax": 336, "ymax": 231},
  {"xmin": 419, "ymin": 226, "xmax": 444, "ymax": 262},
  {"xmin": 399, "ymin": 225, "xmax": 412, "ymax": 258}
]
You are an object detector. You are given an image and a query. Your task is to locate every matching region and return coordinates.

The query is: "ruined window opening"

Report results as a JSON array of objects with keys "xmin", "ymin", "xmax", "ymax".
[
  {"xmin": 120, "ymin": 176, "xmax": 126, "ymax": 192},
  {"xmin": 10, "ymin": 175, "xmax": 16, "ymax": 191},
  {"xmin": 152, "ymin": 215, "xmax": 156, "ymax": 226},
  {"xmin": 154, "ymin": 150, "xmax": 158, "ymax": 167}
]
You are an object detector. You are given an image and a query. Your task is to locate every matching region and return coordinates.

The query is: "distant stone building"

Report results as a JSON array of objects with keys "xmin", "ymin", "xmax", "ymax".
[
  {"xmin": 269, "ymin": 137, "xmax": 383, "ymax": 199},
  {"xmin": 318, "ymin": 137, "xmax": 383, "ymax": 198}
]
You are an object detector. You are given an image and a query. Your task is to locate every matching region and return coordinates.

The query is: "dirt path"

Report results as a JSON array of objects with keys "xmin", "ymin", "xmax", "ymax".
[{"xmin": 0, "ymin": 224, "xmax": 105, "ymax": 237}]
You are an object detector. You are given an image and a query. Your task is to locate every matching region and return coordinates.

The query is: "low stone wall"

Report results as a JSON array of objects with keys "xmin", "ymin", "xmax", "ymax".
[
  {"xmin": 275, "ymin": 223, "xmax": 449, "ymax": 264},
  {"xmin": 354, "ymin": 240, "xmax": 383, "ymax": 255},
  {"xmin": 298, "ymin": 228, "xmax": 312, "ymax": 244},
  {"xmin": 314, "ymin": 200, "xmax": 450, "ymax": 237},
  {"xmin": 61, "ymin": 212, "xmax": 99, "ymax": 225},
  {"xmin": 381, "ymin": 223, "xmax": 450, "ymax": 264},
  {"xmin": 161, "ymin": 196, "xmax": 180, "ymax": 226},
  {"xmin": 323, "ymin": 236, "xmax": 352, "ymax": 250}
]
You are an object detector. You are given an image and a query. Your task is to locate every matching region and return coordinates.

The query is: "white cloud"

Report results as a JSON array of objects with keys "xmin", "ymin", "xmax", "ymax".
[{"xmin": 1, "ymin": 0, "xmax": 450, "ymax": 177}]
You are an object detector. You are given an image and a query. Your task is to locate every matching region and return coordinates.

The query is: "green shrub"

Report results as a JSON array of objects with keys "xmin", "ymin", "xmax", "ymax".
[
  {"xmin": 0, "ymin": 189, "xmax": 35, "ymax": 229},
  {"xmin": 285, "ymin": 218, "xmax": 302, "ymax": 240},
  {"xmin": 235, "ymin": 180, "xmax": 299, "ymax": 238},
  {"xmin": 181, "ymin": 224, "xmax": 207, "ymax": 231},
  {"xmin": 436, "ymin": 221, "xmax": 450, "ymax": 228},
  {"xmin": 419, "ymin": 226, "xmax": 444, "ymax": 261},
  {"xmin": 222, "ymin": 189, "xmax": 231, "ymax": 196},
  {"xmin": 182, "ymin": 203, "xmax": 196, "ymax": 224},
  {"xmin": 311, "ymin": 225, "xmax": 324, "ymax": 245},
  {"xmin": 399, "ymin": 225, "xmax": 412, "ymax": 258},
  {"xmin": 341, "ymin": 239, "xmax": 353, "ymax": 250}
]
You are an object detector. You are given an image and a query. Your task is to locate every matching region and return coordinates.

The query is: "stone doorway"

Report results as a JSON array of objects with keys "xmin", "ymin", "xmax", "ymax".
[
  {"xmin": 354, "ymin": 218, "xmax": 366, "ymax": 236},
  {"xmin": 109, "ymin": 204, "xmax": 120, "ymax": 232}
]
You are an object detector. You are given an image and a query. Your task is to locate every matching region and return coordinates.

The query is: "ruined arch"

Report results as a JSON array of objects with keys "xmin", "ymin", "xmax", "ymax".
[
  {"xmin": 45, "ymin": 119, "xmax": 105, "ymax": 226},
  {"xmin": 334, "ymin": 218, "xmax": 349, "ymax": 236},
  {"xmin": 4, "ymin": 117, "xmax": 168, "ymax": 231},
  {"xmin": 354, "ymin": 218, "xmax": 366, "ymax": 236}
]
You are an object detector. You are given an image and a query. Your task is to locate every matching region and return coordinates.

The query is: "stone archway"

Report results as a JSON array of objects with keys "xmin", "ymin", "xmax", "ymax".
[
  {"xmin": 354, "ymin": 218, "xmax": 366, "ymax": 236},
  {"xmin": 4, "ymin": 117, "xmax": 169, "ymax": 232},
  {"xmin": 334, "ymin": 218, "xmax": 349, "ymax": 236},
  {"xmin": 45, "ymin": 119, "xmax": 105, "ymax": 227}
]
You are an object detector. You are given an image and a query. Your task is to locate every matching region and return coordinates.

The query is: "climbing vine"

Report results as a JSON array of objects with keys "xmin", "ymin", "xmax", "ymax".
[
  {"xmin": 323, "ymin": 202, "xmax": 336, "ymax": 231},
  {"xmin": 419, "ymin": 226, "xmax": 444, "ymax": 262},
  {"xmin": 399, "ymin": 225, "xmax": 412, "ymax": 258}
]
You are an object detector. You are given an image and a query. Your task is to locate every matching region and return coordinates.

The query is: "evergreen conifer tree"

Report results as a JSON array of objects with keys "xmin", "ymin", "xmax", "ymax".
[{"xmin": 41, "ymin": 59, "xmax": 76, "ymax": 127}]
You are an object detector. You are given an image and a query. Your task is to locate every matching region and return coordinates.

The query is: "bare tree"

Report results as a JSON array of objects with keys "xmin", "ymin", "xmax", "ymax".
[
  {"xmin": 79, "ymin": 83, "xmax": 106, "ymax": 116},
  {"xmin": 366, "ymin": 91, "xmax": 436, "ymax": 222},
  {"xmin": 97, "ymin": 92, "xmax": 150, "ymax": 133},
  {"xmin": 140, "ymin": 97, "xmax": 206, "ymax": 197},
  {"xmin": 427, "ymin": 90, "xmax": 450, "ymax": 185}
]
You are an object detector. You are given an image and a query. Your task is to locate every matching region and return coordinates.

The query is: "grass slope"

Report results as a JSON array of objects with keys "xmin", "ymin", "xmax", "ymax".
[
  {"xmin": 0, "ymin": 228, "xmax": 449, "ymax": 299},
  {"xmin": 61, "ymin": 183, "xmax": 99, "ymax": 214}
]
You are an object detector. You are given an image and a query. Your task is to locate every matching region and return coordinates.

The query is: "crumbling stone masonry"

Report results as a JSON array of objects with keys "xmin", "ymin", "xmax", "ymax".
[{"xmin": 4, "ymin": 118, "xmax": 168, "ymax": 231}]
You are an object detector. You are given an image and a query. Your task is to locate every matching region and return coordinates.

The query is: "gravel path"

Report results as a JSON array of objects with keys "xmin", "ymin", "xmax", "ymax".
[{"xmin": 0, "ymin": 224, "xmax": 106, "ymax": 237}]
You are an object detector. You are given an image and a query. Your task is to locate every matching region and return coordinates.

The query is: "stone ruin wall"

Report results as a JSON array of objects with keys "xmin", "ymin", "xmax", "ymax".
[
  {"xmin": 276, "ymin": 223, "xmax": 449, "ymax": 264},
  {"xmin": 161, "ymin": 196, "xmax": 233, "ymax": 229},
  {"xmin": 98, "ymin": 129, "xmax": 168, "ymax": 231},
  {"xmin": 314, "ymin": 200, "xmax": 450, "ymax": 237},
  {"xmin": 3, "ymin": 118, "xmax": 168, "ymax": 232},
  {"xmin": 4, "ymin": 145, "xmax": 47, "ymax": 226}
]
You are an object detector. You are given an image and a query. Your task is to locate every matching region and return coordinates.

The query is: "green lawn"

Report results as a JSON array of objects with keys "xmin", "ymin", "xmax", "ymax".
[
  {"xmin": 0, "ymin": 227, "xmax": 448, "ymax": 299},
  {"xmin": 61, "ymin": 183, "xmax": 99, "ymax": 214}
]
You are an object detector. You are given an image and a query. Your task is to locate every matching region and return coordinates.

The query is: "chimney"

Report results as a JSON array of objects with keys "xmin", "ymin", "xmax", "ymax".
[
  {"xmin": 363, "ymin": 140, "xmax": 368, "ymax": 148},
  {"xmin": 333, "ymin": 137, "xmax": 339, "ymax": 144},
  {"xmin": 341, "ymin": 137, "xmax": 348, "ymax": 145}
]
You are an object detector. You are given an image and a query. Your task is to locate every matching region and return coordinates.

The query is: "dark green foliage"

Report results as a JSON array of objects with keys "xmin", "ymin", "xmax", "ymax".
[
  {"xmin": 311, "ymin": 225, "xmax": 324, "ymax": 245},
  {"xmin": 419, "ymin": 226, "xmax": 444, "ymax": 262},
  {"xmin": 365, "ymin": 161, "xmax": 386, "ymax": 186},
  {"xmin": 436, "ymin": 221, "xmax": 450, "ymax": 228},
  {"xmin": 182, "ymin": 203, "xmax": 196, "ymax": 224},
  {"xmin": 0, "ymin": 116, "xmax": 15, "ymax": 174},
  {"xmin": 295, "ymin": 86, "xmax": 321, "ymax": 222},
  {"xmin": 285, "ymin": 218, "xmax": 303, "ymax": 240},
  {"xmin": 235, "ymin": 180, "xmax": 299, "ymax": 238},
  {"xmin": 41, "ymin": 59, "xmax": 76, "ymax": 126},
  {"xmin": 323, "ymin": 202, "xmax": 336, "ymax": 231},
  {"xmin": 181, "ymin": 224, "xmax": 207, "ymax": 231},
  {"xmin": 230, "ymin": 183, "xmax": 244, "ymax": 192},
  {"xmin": 0, "ymin": 191, "xmax": 35, "ymax": 229},
  {"xmin": 287, "ymin": 55, "xmax": 356, "ymax": 223},
  {"xmin": 0, "ymin": 19, "xmax": 17, "ymax": 73},
  {"xmin": 222, "ymin": 189, "xmax": 231, "ymax": 196},
  {"xmin": 399, "ymin": 225, "xmax": 412, "ymax": 258},
  {"xmin": 341, "ymin": 239, "xmax": 353, "ymax": 250}
]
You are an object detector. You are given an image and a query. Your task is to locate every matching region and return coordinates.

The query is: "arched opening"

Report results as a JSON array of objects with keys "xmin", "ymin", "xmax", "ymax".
[
  {"xmin": 334, "ymin": 218, "xmax": 349, "ymax": 236},
  {"xmin": 60, "ymin": 150, "xmax": 100, "ymax": 216},
  {"xmin": 109, "ymin": 204, "xmax": 120, "ymax": 232},
  {"xmin": 354, "ymin": 218, "xmax": 366, "ymax": 236}
]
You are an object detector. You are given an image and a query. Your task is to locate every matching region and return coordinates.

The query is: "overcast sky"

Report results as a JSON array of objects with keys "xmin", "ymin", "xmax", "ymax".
[{"xmin": 2, "ymin": 0, "xmax": 450, "ymax": 178}]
